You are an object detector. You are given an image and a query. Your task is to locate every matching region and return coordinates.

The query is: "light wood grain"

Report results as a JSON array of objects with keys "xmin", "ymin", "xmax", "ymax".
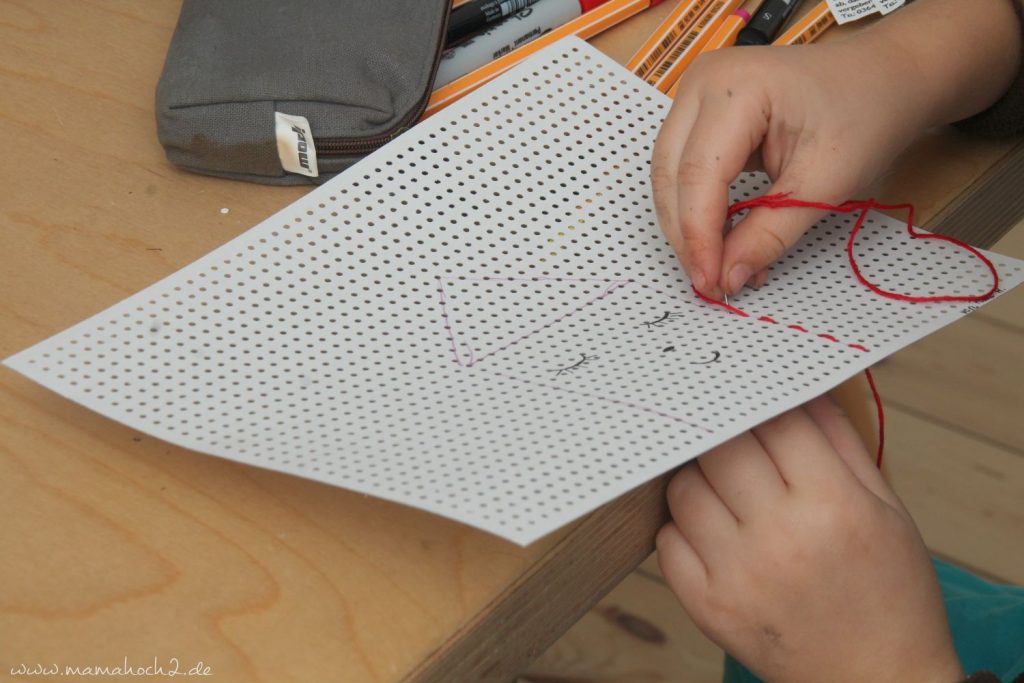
[
  {"xmin": 976, "ymin": 222, "xmax": 1024, "ymax": 330},
  {"xmin": 870, "ymin": 314, "xmax": 1024, "ymax": 454},
  {"xmin": 887, "ymin": 406, "xmax": 1024, "ymax": 584},
  {"xmin": 921, "ymin": 140, "xmax": 1024, "ymax": 249},
  {"xmin": 1, "ymin": 1, "xmax": 1021, "ymax": 682},
  {"xmin": 520, "ymin": 569, "xmax": 723, "ymax": 683}
]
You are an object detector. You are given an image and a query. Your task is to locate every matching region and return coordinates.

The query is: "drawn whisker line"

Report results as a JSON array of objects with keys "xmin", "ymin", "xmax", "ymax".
[
  {"xmin": 642, "ymin": 310, "xmax": 686, "ymax": 330},
  {"xmin": 552, "ymin": 353, "xmax": 598, "ymax": 376}
]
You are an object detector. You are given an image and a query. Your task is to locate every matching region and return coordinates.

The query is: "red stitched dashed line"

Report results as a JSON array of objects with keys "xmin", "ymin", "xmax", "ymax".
[
  {"xmin": 715, "ymin": 192, "xmax": 1005, "ymax": 471},
  {"xmin": 693, "ymin": 286, "xmax": 870, "ymax": 353}
]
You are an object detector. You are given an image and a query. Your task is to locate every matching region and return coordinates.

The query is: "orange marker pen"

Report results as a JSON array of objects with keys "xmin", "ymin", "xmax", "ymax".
[
  {"xmin": 699, "ymin": 8, "xmax": 751, "ymax": 53},
  {"xmin": 648, "ymin": 0, "xmax": 743, "ymax": 92},
  {"xmin": 627, "ymin": 0, "xmax": 715, "ymax": 77},
  {"xmin": 772, "ymin": 0, "xmax": 834, "ymax": 45},
  {"xmin": 666, "ymin": 4, "xmax": 748, "ymax": 97}
]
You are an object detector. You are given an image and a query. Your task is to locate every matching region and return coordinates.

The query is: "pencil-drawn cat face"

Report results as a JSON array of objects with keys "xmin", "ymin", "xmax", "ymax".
[{"xmin": 437, "ymin": 276, "xmax": 847, "ymax": 433}]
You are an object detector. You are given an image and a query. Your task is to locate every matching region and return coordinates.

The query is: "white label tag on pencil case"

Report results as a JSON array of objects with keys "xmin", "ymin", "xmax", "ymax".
[{"xmin": 275, "ymin": 112, "xmax": 319, "ymax": 177}]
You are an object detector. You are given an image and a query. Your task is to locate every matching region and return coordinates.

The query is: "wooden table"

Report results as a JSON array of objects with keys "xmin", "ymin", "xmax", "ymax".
[{"xmin": 1, "ymin": 2, "xmax": 1021, "ymax": 682}]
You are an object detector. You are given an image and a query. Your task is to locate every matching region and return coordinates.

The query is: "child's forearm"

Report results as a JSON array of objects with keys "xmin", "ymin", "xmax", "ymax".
[{"xmin": 843, "ymin": 0, "xmax": 1021, "ymax": 131}]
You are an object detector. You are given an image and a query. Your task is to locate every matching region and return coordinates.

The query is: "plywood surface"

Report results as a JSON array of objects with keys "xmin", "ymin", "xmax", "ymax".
[{"xmin": 1, "ymin": 2, "xmax": 1020, "ymax": 682}]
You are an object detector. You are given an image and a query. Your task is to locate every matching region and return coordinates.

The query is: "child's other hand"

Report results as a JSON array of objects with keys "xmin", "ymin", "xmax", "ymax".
[
  {"xmin": 657, "ymin": 396, "xmax": 963, "ymax": 683},
  {"xmin": 650, "ymin": 0, "xmax": 1020, "ymax": 299}
]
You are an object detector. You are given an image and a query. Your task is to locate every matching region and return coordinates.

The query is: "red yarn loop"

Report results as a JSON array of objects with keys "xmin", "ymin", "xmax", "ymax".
[
  {"xmin": 727, "ymin": 193, "xmax": 1000, "ymax": 303},
  {"xmin": 695, "ymin": 193, "xmax": 1002, "ymax": 468}
]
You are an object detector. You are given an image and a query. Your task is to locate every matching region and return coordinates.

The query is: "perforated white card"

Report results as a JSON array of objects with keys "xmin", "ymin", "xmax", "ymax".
[{"xmin": 6, "ymin": 38, "xmax": 1023, "ymax": 544}]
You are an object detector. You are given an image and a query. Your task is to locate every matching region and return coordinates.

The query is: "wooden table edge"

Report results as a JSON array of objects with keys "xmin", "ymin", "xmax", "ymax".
[
  {"xmin": 403, "ymin": 136, "xmax": 1024, "ymax": 683},
  {"xmin": 404, "ymin": 476, "xmax": 668, "ymax": 682},
  {"xmin": 924, "ymin": 137, "xmax": 1024, "ymax": 247}
]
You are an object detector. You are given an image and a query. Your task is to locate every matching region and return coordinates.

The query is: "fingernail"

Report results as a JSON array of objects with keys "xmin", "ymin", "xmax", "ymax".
[
  {"xmin": 692, "ymin": 270, "xmax": 707, "ymax": 292},
  {"xmin": 727, "ymin": 264, "xmax": 752, "ymax": 294},
  {"xmin": 746, "ymin": 270, "xmax": 770, "ymax": 290}
]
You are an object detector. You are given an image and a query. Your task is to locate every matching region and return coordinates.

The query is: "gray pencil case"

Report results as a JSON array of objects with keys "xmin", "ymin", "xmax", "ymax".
[{"xmin": 155, "ymin": 0, "xmax": 450, "ymax": 185}]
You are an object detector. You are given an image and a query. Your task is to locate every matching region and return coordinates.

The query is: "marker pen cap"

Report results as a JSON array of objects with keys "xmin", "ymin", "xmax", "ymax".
[{"xmin": 735, "ymin": 0, "xmax": 801, "ymax": 46}]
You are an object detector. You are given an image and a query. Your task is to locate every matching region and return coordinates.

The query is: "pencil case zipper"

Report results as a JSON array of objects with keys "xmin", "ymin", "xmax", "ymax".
[{"xmin": 316, "ymin": 6, "xmax": 451, "ymax": 157}]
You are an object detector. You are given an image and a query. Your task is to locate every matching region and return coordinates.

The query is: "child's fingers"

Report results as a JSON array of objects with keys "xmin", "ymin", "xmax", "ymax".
[
  {"xmin": 656, "ymin": 522, "xmax": 713, "ymax": 630},
  {"xmin": 671, "ymin": 94, "xmax": 769, "ymax": 298},
  {"xmin": 656, "ymin": 521, "xmax": 708, "ymax": 595},
  {"xmin": 737, "ymin": 158, "xmax": 772, "ymax": 291},
  {"xmin": 750, "ymin": 268, "xmax": 770, "ymax": 290},
  {"xmin": 719, "ymin": 148, "xmax": 856, "ymax": 295},
  {"xmin": 750, "ymin": 406, "xmax": 854, "ymax": 490},
  {"xmin": 803, "ymin": 394, "xmax": 902, "ymax": 510},
  {"xmin": 719, "ymin": 196, "xmax": 827, "ymax": 295},
  {"xmin": 651, "ymin": 97, "xmax": 700, "ymax": 285},
  {"xmin": 696, "ymin": 431, "xmax": 786, "ymax": 523},
  {"xmin": 666, "ymin": 462, "xmax": 738, "ymax": 566}
]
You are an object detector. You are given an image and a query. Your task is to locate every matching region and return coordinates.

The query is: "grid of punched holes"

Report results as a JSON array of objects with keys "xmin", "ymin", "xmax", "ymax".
[{"xmin": 11, "ymin": 41, "xmax": 1022, "ymax": 542}]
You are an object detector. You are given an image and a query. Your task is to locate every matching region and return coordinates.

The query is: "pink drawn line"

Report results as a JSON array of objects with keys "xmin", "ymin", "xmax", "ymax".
[
  {"xmin": 436, "ymin": 277, "xmax": 633, "ymax": 368},
  {"xmin": 436, "ymin": 278, "xmax": 473, "ymax": 368},
  {"xmin": 491, "ymin": 370, "xmax": 713, "ymax": 433}
]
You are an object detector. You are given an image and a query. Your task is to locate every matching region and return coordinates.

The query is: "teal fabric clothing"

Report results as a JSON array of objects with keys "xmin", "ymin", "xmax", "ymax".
[{"xmin": 722, "ymin": 558, "xmax": 1024, "ymax": 683}]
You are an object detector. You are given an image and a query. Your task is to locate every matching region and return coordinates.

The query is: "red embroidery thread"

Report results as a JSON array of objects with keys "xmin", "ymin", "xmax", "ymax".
[
  {"xmin": 692, "ymin": 286, "xmax": 868, "ymax": 351},
  {"xmin": 726, "ymin": 194, "xmax": 1000, "ymax": 303},
  {"xmin": 864, "ymin": 368, "xmax": 884, "ymax": 469},
  {"xmin": 699, "ymin": 193, "xmax": 1001, "ymax": 468}
]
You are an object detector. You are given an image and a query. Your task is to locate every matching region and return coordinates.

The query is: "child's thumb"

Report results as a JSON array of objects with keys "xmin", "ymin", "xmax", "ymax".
[{"xmin": 719, "ymin": 178, "xmax": 843, "ymax": 294}]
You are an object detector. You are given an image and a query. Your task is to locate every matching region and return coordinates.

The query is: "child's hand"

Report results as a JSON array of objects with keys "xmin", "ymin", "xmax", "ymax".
[
  {"xmin": 650, "ymin": 0, "xmax": 1020, "ymax": 298},
  {"xmin": 650, "ymin": 41, "xmax": 920, "ymax": 298},
  {"xmin": 656, "ymin": 396, "xmax": 963, "ymax": 683}
]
